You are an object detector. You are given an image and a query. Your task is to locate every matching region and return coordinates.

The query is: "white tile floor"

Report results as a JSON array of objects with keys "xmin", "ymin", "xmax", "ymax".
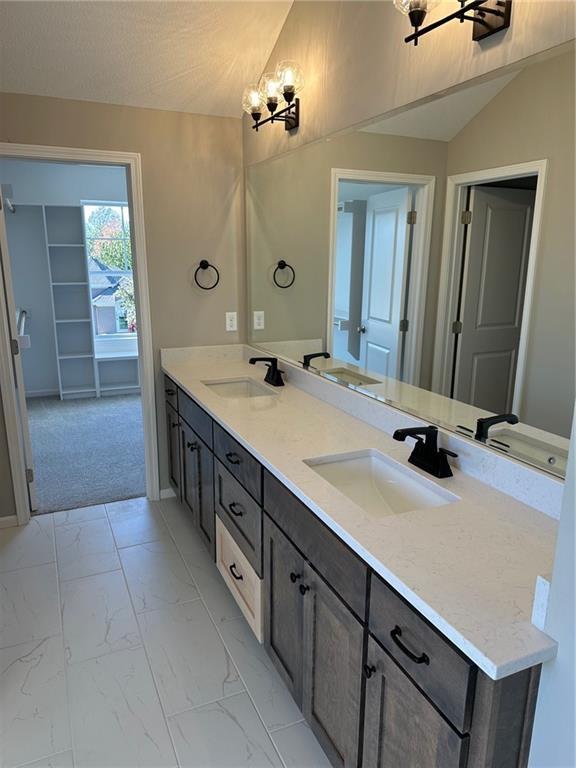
[{"xmin": 0, "ymin": 497, "xmax": 332, "ymax": 768}]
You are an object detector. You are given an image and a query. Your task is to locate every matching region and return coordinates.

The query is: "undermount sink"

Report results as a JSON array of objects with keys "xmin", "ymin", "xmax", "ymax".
[
  {"xmin": 321, "ymin": 368, "xmax": 381, "ymax": 387},
  {"xmin": 487, "ymin": 429, "xmax": 568, "ymax": 476},
  {"xmin": 305, "ymin": 449, "xmax": 460, "ymax": 517},
  {"xmin": 202, "ymin": 377, "xmax": 277, "ymax": 399}
]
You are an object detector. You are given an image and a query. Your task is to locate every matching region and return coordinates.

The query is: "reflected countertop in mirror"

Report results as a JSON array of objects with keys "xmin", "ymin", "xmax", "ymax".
[{"xmin": 246, "ymin": 48, "xmax": 575, "ymax": 478}]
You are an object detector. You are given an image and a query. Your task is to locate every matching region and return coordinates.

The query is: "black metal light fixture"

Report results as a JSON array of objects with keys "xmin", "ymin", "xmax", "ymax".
[
  {"xmin": 242, "ymin": 60, "xmax": 303, "ymax": 132},
  {"xmin": 395, "ymin": 0, "xmax": 512, "ymax": 46}
]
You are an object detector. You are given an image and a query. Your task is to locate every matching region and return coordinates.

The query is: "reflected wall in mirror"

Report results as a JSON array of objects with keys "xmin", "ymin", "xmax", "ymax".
[{"xmin": 246, "ymin": 49, "xmax": 574, "ymax": 477}]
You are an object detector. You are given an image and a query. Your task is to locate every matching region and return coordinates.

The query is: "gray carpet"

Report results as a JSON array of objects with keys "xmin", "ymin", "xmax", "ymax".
[{"xmin": 27, "ymin": 394, "xmax": 146, "ymax": 514}]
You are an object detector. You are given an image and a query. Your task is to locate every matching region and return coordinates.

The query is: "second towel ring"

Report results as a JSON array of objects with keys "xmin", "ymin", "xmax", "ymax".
[
  {"xmin": 194, "ymin": 260, "xmax": 220, "ymax": 290},
  {"xmin": 273, "ymin": 260, "xmax": 295, "ymax": 289}
]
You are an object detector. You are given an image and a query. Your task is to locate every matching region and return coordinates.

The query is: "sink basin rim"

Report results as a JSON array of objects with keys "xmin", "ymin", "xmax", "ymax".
[
  {"xmin": 304, "ymin": 448, "xmax": 460, "ymax": 517},
  {"xmin": 201, "ymin": 377, "xmax": 278, "ymax": 399}
]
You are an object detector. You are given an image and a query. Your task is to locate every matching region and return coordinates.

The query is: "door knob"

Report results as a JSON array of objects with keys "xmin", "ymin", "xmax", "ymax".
[{"xmin": 357, "ymin": 325, "xmax": 366, "ymax": 334}]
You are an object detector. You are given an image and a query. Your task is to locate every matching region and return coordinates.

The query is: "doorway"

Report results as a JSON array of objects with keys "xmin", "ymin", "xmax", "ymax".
[
  {"xmin": 433, "ymin": 161, "xmax": 546, "ymax": 419},
  {"xmin": 0, "ymin": 145, "xmax": 159, "ymax": 524},
  {"xmin": 328, "ymin": 169, "xmax": 436, "ymax": 386}
]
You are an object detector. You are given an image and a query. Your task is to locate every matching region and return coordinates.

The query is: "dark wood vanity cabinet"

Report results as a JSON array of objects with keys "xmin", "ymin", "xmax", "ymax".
[
  {"xmin": 162, "ymin": 377, "xmax": 541, "ymax": 768},
  {"xmin": 363, "ymin": 636, "xmax": 469, "ymax": 768},
  {"xmin": 263, "ymin": 515, "xmax": 363, "ymax": 768}
]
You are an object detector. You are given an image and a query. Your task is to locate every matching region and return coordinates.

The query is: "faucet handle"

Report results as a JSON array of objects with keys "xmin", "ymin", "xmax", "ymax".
[{"xmin": 439, "ymin": 447, "xmax": 458, "ymax": 459}]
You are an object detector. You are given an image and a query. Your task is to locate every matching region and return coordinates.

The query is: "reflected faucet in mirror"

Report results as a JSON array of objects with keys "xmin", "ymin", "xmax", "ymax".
[
  {"xmin": 475, "ymin": 413, "xmax": 519, "ymax": 443},
  {"xmin": 302, "ymin": 352, "xmax": 331, "ymax": 369}
]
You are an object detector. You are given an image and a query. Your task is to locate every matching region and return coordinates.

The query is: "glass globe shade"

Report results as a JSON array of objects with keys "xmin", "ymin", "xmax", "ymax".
[
  {"xmin": 242, "ymin": 85, "xmax": 264, "ymax": 117},
  {"xmin": 275, "ymin": 60, "xmax": 304, "ymax": 103},
  {"xmin": 393, "ymin": 0, "xmax": 440, "ymax": 15}
]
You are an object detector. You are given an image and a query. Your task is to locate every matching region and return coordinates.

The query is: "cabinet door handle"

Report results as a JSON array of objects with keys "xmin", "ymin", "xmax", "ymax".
[
  {"xmin": 229, "ymin": 563, "xmax": 244, "ymax": 581},
  {"xmin": 289, "ymin": 572, "xmax": 302, "ymax": 583},
  {"xmin": 390, "ymin": 625, "xmax": 430, "ymax": 665},
  {"xmin": 187, "ymin": 441, "xmax": 198, "ymax": 451},
  {"xmin": 363, "ymin": 664, "xmax": 376, "ymax": 679},
  {"xmin": 299, "ymin": 584, "xmax": 310, "ymax": 596},
  {"xmin": 228, "ymin": 502, "xmax": 244, "ymax": 517},
  {"xmin": 225, "ymin": 452, "xmax": 242, "ymax": 465}
]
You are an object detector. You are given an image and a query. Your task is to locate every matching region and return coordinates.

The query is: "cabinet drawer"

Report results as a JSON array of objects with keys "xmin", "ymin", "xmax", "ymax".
[
  {"xmin": 216, "ymin": 517, "xmax": 262, "ymax": 642},
  {"xmin": 264, "ymin": 470, "xmax": 367, "ymax": 621},
  {"xmin": 215, "ymin": 460, "xmax": 262, "ymax": 576},
  {"xmin": 164, "ymin": 375, "xmax": 178, "ymax": 409},
  {"xmin": 213, "ymin": 423, "xmax": 262, "ymax": 503},
  {"xmin": 178, "ymin": 389, "xmax": 213, "ymax": 449},
  {"xmin": 369, "ymin": 573, "xmax": 476, "ymax": 733}
]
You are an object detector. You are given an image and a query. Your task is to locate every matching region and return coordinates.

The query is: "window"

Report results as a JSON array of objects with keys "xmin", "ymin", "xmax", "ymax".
[{"xmin": 83, "ymin": 204, "xmax": 136, "ymax": 337}]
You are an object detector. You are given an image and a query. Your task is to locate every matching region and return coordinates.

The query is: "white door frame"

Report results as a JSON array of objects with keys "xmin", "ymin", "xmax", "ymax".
[
  {"xmin": 432, "ymin": 160, "xmax": 548, "ymax": 418},
  {"xmin": 327, "ymin": 168, "xmax": 436, "ymax": 386},
  {"xmin": 0, "ymin": 143, "xmax": 160, "ymax": 525}
]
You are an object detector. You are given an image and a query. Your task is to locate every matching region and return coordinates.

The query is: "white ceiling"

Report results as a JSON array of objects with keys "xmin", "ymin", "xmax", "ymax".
[
  {"xmin": 361, "ymin": 71, "xmax": 519, "ymax": 141},
  {"xmin": 0, "ymin": 1, "xmax": 292, "ymax": 118}
]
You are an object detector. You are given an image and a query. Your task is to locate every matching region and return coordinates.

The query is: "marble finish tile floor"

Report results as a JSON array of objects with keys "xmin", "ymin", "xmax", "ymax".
[{"xmin": 0, "ymin": 497, "xmax": 327, "ymax": 768}]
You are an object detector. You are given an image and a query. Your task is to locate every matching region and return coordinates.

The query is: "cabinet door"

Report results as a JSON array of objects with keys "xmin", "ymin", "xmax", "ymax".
[
  {"xmin": 263, "ymin": 515, "xmax": 305, "ymax": 706},
  {"xmin": 181, "ymin": 421, "xmax": 215, "ymax": 558},
  {"xmin": 196, "ymin": 434, "xmax": 215, "ymax": 558},
  {"xmin": 166, "ymin": 402, "xmax": 181, "ymax": 496},
  {"xmin": 301, "ymin": 563, "xmax": 363, "ymax": 768},
  {"xmin": 362, "ymin": 636, "xmax": 469, "ymax": 768}
]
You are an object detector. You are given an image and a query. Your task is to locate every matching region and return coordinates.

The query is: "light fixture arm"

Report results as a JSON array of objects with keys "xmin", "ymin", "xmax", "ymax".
[
  {"xmin": 404, "ymin": 0, "xmax": 511, "ymax": 46},
  {"xmin": 252, "ymin": 98, "xmax": 300, "ymax": 133}
]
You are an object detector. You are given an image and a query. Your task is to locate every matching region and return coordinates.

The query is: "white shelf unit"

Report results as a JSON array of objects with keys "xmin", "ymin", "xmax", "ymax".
[{"xmin": 44, "ymin": 206, "xmax": 97, "ymax": 399}]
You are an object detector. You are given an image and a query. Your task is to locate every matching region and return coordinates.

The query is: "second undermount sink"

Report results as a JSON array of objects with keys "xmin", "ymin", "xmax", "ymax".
[
  {"xmin": 202, "ymin": 377, "xmax": 277, "ymax": 399},
  {"xmin": 305, "ymin": 449, "xmax": 460, "ymax": 517}
]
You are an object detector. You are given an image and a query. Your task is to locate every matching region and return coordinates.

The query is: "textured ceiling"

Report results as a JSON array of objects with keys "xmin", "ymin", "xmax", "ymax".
[{"xmin": 0, "ymin": 1, "xmax": 292, "ymax": 118}]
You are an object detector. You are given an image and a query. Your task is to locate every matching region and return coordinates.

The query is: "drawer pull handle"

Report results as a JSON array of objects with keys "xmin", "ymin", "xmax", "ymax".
[
  {"xmin": 363, "ymin": 664, "xmax": 376, "ymax": 679},
  {"xmin": 229, "ymin": 563, "xmax": 244, "ymax": 581},
  {"xmin": 226, "ymin": 452, "xmax": 242, "ymax": 465},
  {"xmin": 390, "ymin": 625, "xmax": 430, "ymax": 665},
  {"xmin": 299, "ymin": 584, "xmax": 310, "ymax": 596},
  {"xmin": 289, "ymin": 572, "xmax": 302, "ymax": 583},
  {"xmin": 187, "ymin": 441, "xmax": 198, "ymax": 452},
  {"xmin": 165, "ymin": 388, "xmax": 176, "ymax": 396},
  {"xmin": 228, "ymin": 502, "xmax": 244, "ymax": 517}
]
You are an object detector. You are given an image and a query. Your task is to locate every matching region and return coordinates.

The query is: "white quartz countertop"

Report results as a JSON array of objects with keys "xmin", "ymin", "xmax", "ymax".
[{"xmin": 161, "ymin": 347, "xmax": 558, "ymax": 680}]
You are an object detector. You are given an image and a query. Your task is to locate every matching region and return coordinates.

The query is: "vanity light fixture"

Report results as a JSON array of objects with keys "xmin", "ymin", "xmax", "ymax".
[
  {"xmin": 242, "ymin": 60, "xmax": 303, "ymax": 132},
  {"xmin": 395, "ymin": 0, "xmax": 512, "ymax": 46}
]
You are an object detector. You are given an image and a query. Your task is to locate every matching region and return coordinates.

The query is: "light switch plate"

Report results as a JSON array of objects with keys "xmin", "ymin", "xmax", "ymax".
[
  {"xmin": 253, "ymin": 310, "xmax": 265, "ymax": 330},
  {"xmin": 225, "ymin": 312, "xmax": 237, "ymax": 332}
]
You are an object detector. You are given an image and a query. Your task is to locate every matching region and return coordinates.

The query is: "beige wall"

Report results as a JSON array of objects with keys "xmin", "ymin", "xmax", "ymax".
[
  {"xmin": 0, "ymin": 93, "xmax": 244, "ymax": 494},
  {"xmin": 243, "ymin": 0, "xmax": 575, "ymax": 165},
  {"xmin": 247, "ymin": 130, "xmax": 448, "ymax": 386},
  {"xmin": 447, "ymin": 51, "xmax": 575, "ymax": 437}
]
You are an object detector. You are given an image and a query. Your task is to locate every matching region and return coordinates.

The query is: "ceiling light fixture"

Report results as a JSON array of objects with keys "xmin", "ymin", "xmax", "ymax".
[
  {"xmin": 395, "ymin": 0, "xmax": 512, "ymax": 46},
  {"xmin": 242, "ymin": 60, "xmax": 303, "ymax": 133}
]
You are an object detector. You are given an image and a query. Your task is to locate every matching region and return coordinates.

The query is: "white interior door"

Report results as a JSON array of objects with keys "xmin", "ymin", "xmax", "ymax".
[
  {"xmin": 453, "ymin": 186, "xmax": 534, "ymax": 413},
  {"xmin": 0, "ymin": 190, "xmax": 38, "ymax": 512},
  {"xmin": 360, "ymin": 187, "xmax": 410, "ymax": 378}
]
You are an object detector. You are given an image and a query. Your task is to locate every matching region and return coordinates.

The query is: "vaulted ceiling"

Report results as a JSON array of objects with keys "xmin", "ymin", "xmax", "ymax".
[{"xmin": 0, "ymin": 1, "xmax": 293, "ymax": 118}]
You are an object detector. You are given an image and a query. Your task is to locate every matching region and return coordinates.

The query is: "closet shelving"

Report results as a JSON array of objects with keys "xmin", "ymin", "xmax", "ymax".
[{"xmin": 43, "ymin": 205, "xmax": 139, "ymax": 399}]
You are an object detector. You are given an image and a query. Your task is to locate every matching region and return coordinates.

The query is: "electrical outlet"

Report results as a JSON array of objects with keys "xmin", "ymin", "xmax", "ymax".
[
  {"xmin": 225, "ymin": 312, "xmax": 237, "ymax": 332},
  {"xmin": 253, "ymin": 310, "xmax": 265, "ymax": 330}
]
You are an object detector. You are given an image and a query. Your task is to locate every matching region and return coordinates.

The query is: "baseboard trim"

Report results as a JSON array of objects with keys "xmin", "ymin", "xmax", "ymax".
[
  {"xmin": 0, "ymin": 515, "xmax": 19, "ymax": 528},
  {"xmin": 160, "ymin": 488, "xmax": 176, "ymax": 500}
]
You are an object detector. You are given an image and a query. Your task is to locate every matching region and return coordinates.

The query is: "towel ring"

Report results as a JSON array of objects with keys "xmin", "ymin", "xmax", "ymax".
[
  {"xmin": 273, "ymin": 260, "xmax": 295, "ymax": 289},
  {"xmin": 194, "ymin": 260, "xmax": 220, "ymax": 290}
]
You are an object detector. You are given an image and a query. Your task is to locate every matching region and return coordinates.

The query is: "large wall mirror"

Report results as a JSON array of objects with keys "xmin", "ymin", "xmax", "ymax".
[{"xmin": 246, "ymin": 48, "xmax": 574, "ymax": 478}]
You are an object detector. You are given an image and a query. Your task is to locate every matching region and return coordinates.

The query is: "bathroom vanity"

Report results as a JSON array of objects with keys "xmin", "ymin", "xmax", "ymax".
[{"xmin": 161, "ymin": 345, "xmax": 558, "ymax": 768}]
